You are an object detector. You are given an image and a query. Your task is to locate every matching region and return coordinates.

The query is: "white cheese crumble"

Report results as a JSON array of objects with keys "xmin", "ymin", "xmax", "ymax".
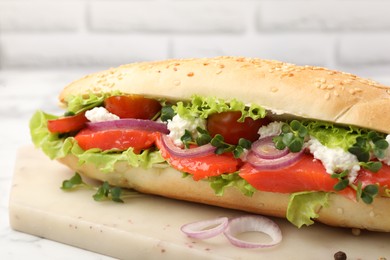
[
  {"xmin": 85, "ymin": 107, "xmax": 119, "ymax": 123},
  {"xmin": 379, "ymin": 134, "xmax": 390, "ymax": 165},
  {"xmin": 307, "ymin": 138, "xmax": 360, "ymax": 183},
  {"xmin": 257, "ymin": 121, "xmax": 284, "ymax": 138},
  {"xmin": 167, "ymin": 114, "xmax": 206, "ymax": 147}
]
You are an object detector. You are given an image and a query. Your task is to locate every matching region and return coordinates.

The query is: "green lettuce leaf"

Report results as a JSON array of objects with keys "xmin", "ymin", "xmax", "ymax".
[
  {"xmin": 65, "ymin": 91, "xmax": 120, "ymax": 114},
  {"xmin": 29, "ymin": 110, "xmax": 165, "ymax": 172},
  {"xmin": 72, "ymin": 144, "xmax": 165, "ymax": 173},
  {"xmin": 305, "ymin": 121, "xmax": 360, "ymax": 150},
  {"xmin": 29, "ymin": 110, "xmax": 74, "ymax": 159},
  {"xmin": 286, "ymin": 191, "xmax": 329, "ymax": 228},
  {"xmin": 174, "ymin": 95, "xmax": 266, "ymax": 121},
  {"xmin": 208, "ymin": 172, "xmax": 257, "ymax": 197}
]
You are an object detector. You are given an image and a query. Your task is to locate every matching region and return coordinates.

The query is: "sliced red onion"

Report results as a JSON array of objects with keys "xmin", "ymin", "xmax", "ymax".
[
  {"xmin": 251, "ymin": 136, "xmax": 289, "ymax": 159},
  {"xmin": 85, "ymin": 119, "xmax": 169, "ymax": 134},
  {"xmin": 181, "ymin": 217, "xmax": 229, "ymax": 239},
  {"xmin": 161, "ymin": 134, "xmax": 216, "ymax": 158},
  {"xmin": 223, "ymin": 215, "xmax": 282, "ymax": 248},
  {"xmin": 247, "ymin": 149, "xmax": 303, "ymax": 170}
]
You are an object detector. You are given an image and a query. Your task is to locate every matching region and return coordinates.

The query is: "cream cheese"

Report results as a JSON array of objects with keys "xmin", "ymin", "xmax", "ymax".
[
  {"xmin": 307, "ymin": 138, "xmax": 360, "ymax": 183},
  {"xmin": 257, "ymin": 121, "xmax": 283, "ymax": 138},
  {"xmin": 85, "ymin": 107, "xmax": 120, "ymax": 123},
  {"xmin": 167, "ymin": 115, "xmax": 206, "ymax": 147},
  {"xmin": 379, "ymin": 134, "xmax": 390, "ymax": 166}
]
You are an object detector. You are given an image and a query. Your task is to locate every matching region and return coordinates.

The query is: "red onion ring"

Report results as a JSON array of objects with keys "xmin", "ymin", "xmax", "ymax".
[
  {"xmin": 247, "ymin": 149, "xmax": 303, "ymax": 170},
  {"xmin": 223, "ymin": 215, "xmax": 282, "ymax": 248},
  {"xmin": 181, "ymin": 217, "xmax": 229, "ymax": 239},
  {"xmin": 85, "ymin": 119, "xmax": 169, "ymax": 134},
  {"xmin": 161, "ymin": 134, "xmax": 216, "ymax": 158},
  {"xmin": 251, "ymin": 136, "xmax": 289, "ymax": 159}
]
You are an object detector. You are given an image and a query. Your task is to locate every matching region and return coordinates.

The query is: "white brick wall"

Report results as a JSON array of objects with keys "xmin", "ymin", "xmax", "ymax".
[{"xmin": 0, "ymin": 0, "xmax": 389, "ymax": 76}]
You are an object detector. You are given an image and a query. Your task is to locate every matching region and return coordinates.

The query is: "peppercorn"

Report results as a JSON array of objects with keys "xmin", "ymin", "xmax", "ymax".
[{"xmin": 334, "ymin": 251, "xmax": 347, "ymax": 260}]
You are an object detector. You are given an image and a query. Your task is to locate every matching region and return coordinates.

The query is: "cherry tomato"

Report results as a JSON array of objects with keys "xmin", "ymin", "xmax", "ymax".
[
  {"xmin": 207, "ymin": 111, "xmax": 269, "ymax": 145},
  {"xmin": 75, "ymin": 128, "xmax": 157, "ymax": 152},
  {"xmin": 47, "ymin": 112, "xmax": 88, "ymax": 134},
  {"xmin": 104, "ymin": 95, "xmax": 162, "ymax": 119}
]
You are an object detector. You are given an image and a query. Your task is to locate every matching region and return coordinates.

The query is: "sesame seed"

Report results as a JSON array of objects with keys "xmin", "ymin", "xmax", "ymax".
[
  {"xmin": 325, "ymin": 92, "xmax": 330, "ymax": 100},
  {"xmin": 351, "ymin": 228, "xmax": 361, "ymax": 236},
  {"xmin": 173, "ymin": 80, "xmax": 181, "ymax": 86},
  {"xmin": 187, "ymin": 72, "xmax": 194, "ymax": 77},
  {"xmin": 349, "ymin": 88, "xmax": 362, "ymax": 95},
  {"xmin": 343, "ymin": 79, "xmax": 352, "ymax": 84},
  {"xmin": 271, "ymin": 87, "xmax": 278, "ymax": 92}
]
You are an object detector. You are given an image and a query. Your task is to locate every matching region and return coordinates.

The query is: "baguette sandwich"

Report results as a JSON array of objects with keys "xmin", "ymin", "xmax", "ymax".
[{"xmin": 30, "ymin": 56, "xmax": 390, "ymax": 232}]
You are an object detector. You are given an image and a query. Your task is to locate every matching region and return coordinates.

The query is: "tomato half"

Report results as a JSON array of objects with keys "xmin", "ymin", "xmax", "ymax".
[
  {"xmin": 155, "ymin": 134, "xmax": 239, "ymax": 180},
  {"xmin": 75, "ymin": 128, "xmax": 157, "ymax": 152},
  {"xmin": 207, "ymin": 111, "xmax": 269, "ymax": 145},
  {"xmin": 239, "ymin": 153, "xmax": 355, "ymax": 198},
  {"xmin": 47, "ymin": 112, "xmax": 88, "ymax": 134},
  {"xmin": 104, "ymin": 95, "xmax": 162, "ymax": 119}
]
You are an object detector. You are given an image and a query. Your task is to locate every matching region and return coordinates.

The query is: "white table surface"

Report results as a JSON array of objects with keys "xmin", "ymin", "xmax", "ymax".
[{"xmin": 1, "ymin": 69, "xmax": 389, "ymax": 259}]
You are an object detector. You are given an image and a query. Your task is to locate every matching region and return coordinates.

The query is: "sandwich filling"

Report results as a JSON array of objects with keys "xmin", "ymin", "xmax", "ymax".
[{"xmin": 30, "ymin": 93, "xmax": 390, "ymax": 228}]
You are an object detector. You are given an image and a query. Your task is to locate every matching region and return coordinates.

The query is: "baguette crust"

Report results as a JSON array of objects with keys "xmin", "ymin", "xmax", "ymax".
[
  {"xmin": 60, "ymin": 56, "xmax": 390, "ymax": 133},
  {"xmin": 58, "ymin": 154, "xmax": 390, "ymax": 232}
]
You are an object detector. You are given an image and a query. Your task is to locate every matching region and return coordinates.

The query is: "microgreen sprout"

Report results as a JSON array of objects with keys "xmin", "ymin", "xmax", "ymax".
[
  {"xmin": 330, "ymin": 170, "xmax": 349, "ymax": 191},
  {"xmin": 160, "ymin": 105, "xmax": 175, "ymax": 122},
  {"xmin": 180, "ymin": 127, "xmax": 212, "ymax": 148},
  {"xmin": 93, "ymin": 182, "xmax": 124, "ymax": 203},
  {"xmin": 61, "ymin": 172, "xmax": 88, "ymax": 190},
  {"xmin": 195, "ymin": 127, "xmax": 212, "ymax": 146},
  {"xmin": 181, "ymin": 130, "xmax": 193, "ymax": 148},
  {"xmin": 348, "ymin": 131, "xmax": 389, "ymax": 162},
  {"xmin": 330, "ymin": 171, "xmax": 378, "ymax": 204},
  {"xmin": 180, "ymin": 128, "xmax": 251, "ymax": 158},
  {"xmin": 273, "ymin": 120, "xmax": 308, "ymax": 153},
  {"xmin": 348, "ymin": 131, "xmax": 388, "ymax": 171},
  {"xmin": 61, "ymin": 172, "xmax": 140, "ymax": 203},
  {"xmin": 355, "ymin": 182, "xmax": 379, "ymax": 204},
  {"xmin": 211, "ymin": 134, "xmax": 252, "ymax": 158}
]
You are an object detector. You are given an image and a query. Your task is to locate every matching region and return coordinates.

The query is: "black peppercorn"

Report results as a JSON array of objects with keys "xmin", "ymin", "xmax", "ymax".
[{"xmin": 334, "ymin": 251, "xmax": 347, "ymax": 260}]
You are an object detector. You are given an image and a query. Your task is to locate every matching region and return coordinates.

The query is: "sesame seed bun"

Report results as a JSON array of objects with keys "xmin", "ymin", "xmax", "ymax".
[{"xmin": 60, "ymin": 56, "xmax": 390, "ymax": 133}]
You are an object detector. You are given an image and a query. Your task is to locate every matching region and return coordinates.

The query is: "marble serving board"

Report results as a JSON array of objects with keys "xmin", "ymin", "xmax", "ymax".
[{"xmin": 9, "ymin": 146, "xmax": 390, "ymax": 260}]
